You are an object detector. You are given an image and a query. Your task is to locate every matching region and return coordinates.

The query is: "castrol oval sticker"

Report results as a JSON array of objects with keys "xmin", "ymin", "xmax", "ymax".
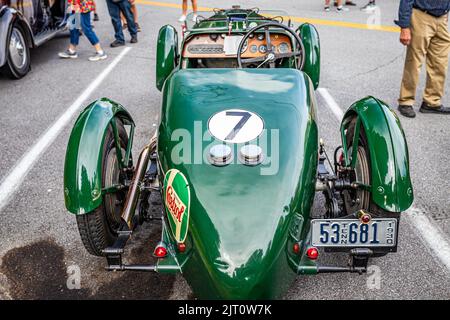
[{"xmin": 163, "ymin": 169, "xmax": 190, "ymax": 243}]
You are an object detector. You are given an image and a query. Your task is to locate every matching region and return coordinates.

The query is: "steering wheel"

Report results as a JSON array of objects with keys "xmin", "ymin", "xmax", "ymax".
[{"xmin": 237, "ymin": 22, "xmax": 305, "ymax": 69}]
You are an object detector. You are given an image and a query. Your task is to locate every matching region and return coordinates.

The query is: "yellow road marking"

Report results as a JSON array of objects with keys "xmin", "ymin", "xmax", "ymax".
[{"xmin": 135, "ymin": 0, "xmax": 400, "ymax": 33}]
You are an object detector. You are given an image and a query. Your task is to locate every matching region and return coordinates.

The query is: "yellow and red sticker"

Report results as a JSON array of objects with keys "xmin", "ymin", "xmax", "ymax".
[{"xmin": 163, "ymin": 169, "xmax": 190, "ymax": 243}]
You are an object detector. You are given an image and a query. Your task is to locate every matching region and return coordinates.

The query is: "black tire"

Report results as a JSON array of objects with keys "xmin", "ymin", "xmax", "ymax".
[
  {"xmin": 344, "ymin": 118, "xmax": 399, "ymax": 257},
  {"xmin": 76, "ymin": 120, "xmax": 130, "ymax": 256},
  {"xmin": 1, "ymin": 23, "xmax": 31, "ymax": 79}
]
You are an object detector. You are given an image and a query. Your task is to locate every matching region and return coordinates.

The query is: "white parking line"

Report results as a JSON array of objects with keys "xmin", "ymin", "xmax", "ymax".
[
  {"xmin": 317, "ymin": 88, "xmax": 344, "ymax": 120},
  {"xmin": 0, "ymin": 47, "xmax": 132, "ymax": 213},
  {"xmin": 317, "ymin": 87, "xmax": 450, "ymax": 272}
]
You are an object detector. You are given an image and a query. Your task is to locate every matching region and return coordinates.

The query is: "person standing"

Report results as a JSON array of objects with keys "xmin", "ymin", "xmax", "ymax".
[
  {"xmin": 106, "ymin": 0, "xmax": 138, "ymax": 47},
  {"xmin": 179, "ymin": 0, "xmax": 198, "ymax": 22},
  {"xmin": 121, "ymin": 0, "xmax": 141, "ymax": 32},
  {"xmin": 396, "ymin": 0, "xmax": 450, "ymax": 118},
  {"xmin": 325, "ymin": 0, "xmax": 349, "ymax": 12},
  {"xmin": 58, "ymin": 0, "xmax": 107, "ymax": 61}
]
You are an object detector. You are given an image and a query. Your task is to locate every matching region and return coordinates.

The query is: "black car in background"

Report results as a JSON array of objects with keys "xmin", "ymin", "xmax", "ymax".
[{"xmin": 0, "ymin": 0, "xmax": 68, "ymax": 79}]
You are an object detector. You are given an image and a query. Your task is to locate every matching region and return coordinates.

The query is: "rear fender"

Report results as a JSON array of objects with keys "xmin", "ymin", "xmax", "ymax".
[
  {"xmin": 64, "ymin": 98, "xmax": 135, "ymax": 215},
  {"xmin": 297, "ymin": 23, "xmax": 320, "ymax": 90},
  {"xmin": 340, "ymin": 96, "xmax": 414, "ymax": 212}
]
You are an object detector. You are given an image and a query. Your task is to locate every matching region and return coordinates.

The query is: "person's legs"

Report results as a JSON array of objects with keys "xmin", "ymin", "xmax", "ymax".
[
  {"xmin": 191, "ymin": 0, "xmax": 197, "ymax": 13},
  {"xmin": 106, "ymin": 0, "xmax": 125, "ymax": 44},
  {"xmin": 59, "ymin": 27, "xmax": 79, "ymax": 58},
  {"xmin": 118, "ymin": 0, "xmax": 137, "ymax": 38},
  {"xmin": 131, "ymin": 4, "xmax": 138, "ymax": 22},
  {"xmin": 182, "ymin": 0, "xmax": 188, "ymax": 16},
  {"xmin": 398, "ymin": 10, "xmax": 433, "ymax": 107},
  {"xmin": 80, "ymin": 12, "xmax": 100, "ymax": 46},
  {"xmin": 69, "ymin": 28, "xmax": 80, "ymax": 47},
  {"xmin": 423, "ymin": 16, "xmax": 450, "ymax": 107},
  {"xmin": 130, "ymin": 3, "xmax": 140, "ymax": 31},
  {"xmin": 79, "ymin": 12, "xmax": 107, "ymax": 60},
  {"xmin": 179, "ymin": 0, "xmax": 188, "ymax": 21}
]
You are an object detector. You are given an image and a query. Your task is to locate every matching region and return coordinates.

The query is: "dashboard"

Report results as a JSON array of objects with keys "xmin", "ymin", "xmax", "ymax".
[{"xmin": 182, "ymin": 33, "xmax": 293, "ymax": 59}]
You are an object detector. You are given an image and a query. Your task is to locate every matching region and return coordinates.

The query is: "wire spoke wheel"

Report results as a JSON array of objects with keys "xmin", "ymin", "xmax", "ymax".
[{"xmin": 76, "ymin": 121, "xmax": 131, "ymax": 256}]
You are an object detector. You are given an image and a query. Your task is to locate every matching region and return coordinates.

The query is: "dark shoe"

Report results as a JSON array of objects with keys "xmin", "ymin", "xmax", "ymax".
[
  {"xmin": 135, "ymin": 22, "xmax": 141, "ymax": 32},
  {"xmin": 419, "ymin": 102, "xmax": 450, "ymax": 114},
  {"xmin": 93, "ymin": 13, "xmax": 99, "ymax": 21},
  {"xmin": 123, "ymin": 23, "xmax": 128, "ymax": 30},
  {"xmin": 398, "ymin": 105, "xmax": 416, "ymax": 118},
  {"xmin": 130, "ymin": 35, "xmax": 138, "ymax": 43},
  {"xmin": 110, "ymin": 40, "xmax": 125, "ymax": 47}
]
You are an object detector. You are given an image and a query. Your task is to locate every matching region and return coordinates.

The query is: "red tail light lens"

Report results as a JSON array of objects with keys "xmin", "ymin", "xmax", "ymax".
[
  {"xmin": 306, "ymin": 247, "xmax": 319, "ymax": 260},
  {"xmin": 153, "ymin": 242, "xmax": 167, "ymax": 258},
  {"xmin": 293, "ymin": 243, "xmax": 300, "ymax": 254},
  {"xmin": 177, "ymin": 243, "xmax": 186, "ymax": 253}
]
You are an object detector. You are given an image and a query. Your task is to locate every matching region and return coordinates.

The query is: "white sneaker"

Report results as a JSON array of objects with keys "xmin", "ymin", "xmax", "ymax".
[
  {"xmin": 337, "ymin": 6, "xmax": 349, "ymax": 12},
  {"xmin": 192, "ymin": 14, "xmax": 198, "ymax": 22},
  {"xmin": 361, "ymin": 3, "xmax": 377, "ymax": 12},
  {"xmin": 58, "ymin": 49, "xmax": 78, "ymax": 59},
  {"xmin": 88, "ymin": 51, "xmax": 107, "ymax": 61},
  {"xmin": 178, "ymin": 15, "xmax": 186, "ymax": 22}
]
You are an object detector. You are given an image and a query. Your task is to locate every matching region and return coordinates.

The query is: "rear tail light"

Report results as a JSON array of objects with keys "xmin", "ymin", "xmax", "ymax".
[
  {"xmin": 177, "ymin": 242, "xmax": 186, "ymax": 253},
  {"xmin": 293, "ymin": 243, "xmax": 301, "ymax": 254},
  {"xmin": 306, "ymin": 247, "xmax": 319, "ymax": 260},
  {"xmin": 153, "ymin": 242, "xmax": 167, "ymax": 258}
]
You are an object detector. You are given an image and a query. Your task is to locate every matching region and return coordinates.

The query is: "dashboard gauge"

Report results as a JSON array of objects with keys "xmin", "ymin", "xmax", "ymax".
[
  {"xmin": 259, "ymin": 45, "xmax": 267, "ymax": 53},
  {"xmin": 250, "ymin": 45, "xmax": 258, "ymax": 53},
  {"xmin": 210, "ymin": 34, "xmax": 219, "ymax": 41},
  {"xmin": 220, "ymin": 33, "xmax": 226, "ymax": 39},
  {"xmin": 248, "ymin": 33, "xmax": 255, "ymax": 39},
  {"xmin": 278, "ymin": 42, "xmax": 289, "ymax": 54},
  {"xmin": 257, "ymin": 33, "xmax": 265, "ymax": 41}
]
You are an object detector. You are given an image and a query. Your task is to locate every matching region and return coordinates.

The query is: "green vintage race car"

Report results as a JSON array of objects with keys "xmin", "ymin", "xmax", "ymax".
[{"xmin": 63, "ymin": 6, "xmax": 414, "ymax": 299}]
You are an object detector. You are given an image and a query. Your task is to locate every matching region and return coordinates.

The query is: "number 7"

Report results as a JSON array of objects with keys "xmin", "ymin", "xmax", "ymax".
[{"xmin": 225, "ymin": 111, "xmax": 252, "ymax": 140}]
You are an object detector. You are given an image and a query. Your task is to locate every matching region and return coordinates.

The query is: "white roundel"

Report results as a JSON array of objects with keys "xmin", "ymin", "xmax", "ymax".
[{"xmin": 208, "ymin": 109, "xmax": 264, "ymax": 144}]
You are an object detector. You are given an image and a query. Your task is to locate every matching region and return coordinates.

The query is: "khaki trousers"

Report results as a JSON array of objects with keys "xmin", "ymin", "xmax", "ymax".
[{"xmin": 399, "ymin": 9, "xmax": 450, "ymax": 107}]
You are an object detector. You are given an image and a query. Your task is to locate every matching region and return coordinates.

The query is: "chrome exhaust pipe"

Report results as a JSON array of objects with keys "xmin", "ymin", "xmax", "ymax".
[{"xmin": 121, "ymin": 133, "xmax": 157, "ymax": 229}]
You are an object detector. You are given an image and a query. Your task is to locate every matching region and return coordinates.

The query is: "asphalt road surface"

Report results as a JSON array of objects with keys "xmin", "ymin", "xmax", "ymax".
[{"xmin": 1, "ymin": 0, "xmax": 449, "ymax": 300}]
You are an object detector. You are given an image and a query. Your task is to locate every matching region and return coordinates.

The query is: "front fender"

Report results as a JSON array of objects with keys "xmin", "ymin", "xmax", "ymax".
[
  {"xmin": 297, "ymin": 23, "xmax": 320, "ymax": 90},
  {"xmin": 341, "ymin": 96, "xmax": 414, "ymax": 212},
  {"xmin": 64, "ymin": 98, "xmax": 134, "ymax": 215}
]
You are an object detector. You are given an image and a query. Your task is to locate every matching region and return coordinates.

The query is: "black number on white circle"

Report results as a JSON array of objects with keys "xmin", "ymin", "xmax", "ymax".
[{"xmin": 224, "ymin": 111, "xmax": 252, "ymax": 140}]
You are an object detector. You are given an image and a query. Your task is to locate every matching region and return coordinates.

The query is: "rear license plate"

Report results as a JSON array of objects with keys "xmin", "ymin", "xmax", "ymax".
[{"xmin": 311, "ymin": 218, "xmax": 397, "ymax": 247}]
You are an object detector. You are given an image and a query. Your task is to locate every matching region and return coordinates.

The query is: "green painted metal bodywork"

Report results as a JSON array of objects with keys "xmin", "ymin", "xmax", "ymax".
[
  {"xmin": 157, "ymin": 68, "xmax": 319, "ymax": 299},
  {"xmin": 64, "ymin": 98, "xmax": 134, "ymax": 214},
  {"xmin": 63, "ymin": 7, "xmax": 414, "ymax": 299},
  {"xmin": 341, "ymin": 97, "xmax": 414, "ymax": 212},
  {"xmin": 297, "ymin": 23, "xmax": 320, "ymax": 90},
  {"xmin": 156, "ymin": 25, "xmax": 178, "ymax": 91}
]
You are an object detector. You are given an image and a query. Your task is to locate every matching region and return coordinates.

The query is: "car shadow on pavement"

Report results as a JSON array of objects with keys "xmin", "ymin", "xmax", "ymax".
[{"xmin": 1, "ymin": 225, "xmax": 176, "ymax": 299}]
